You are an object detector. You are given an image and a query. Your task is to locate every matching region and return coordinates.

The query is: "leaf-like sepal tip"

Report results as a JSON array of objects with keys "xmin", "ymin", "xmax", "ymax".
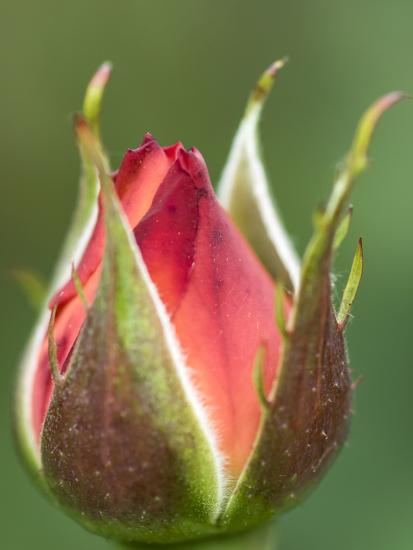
[
  {"xmin": 337, "ymin": 238, "xmax": 364, "ymax": 330},
  {"xmin": 349, "ymin": 92, "xmax": 408, "ymax": 176},
  {"xmin": 247, "ymin": 58, "xmax": 288, "ymax": 111},
  {"xmin": 82, "ymin": 61, "xmax": 113, "ymax": 137}
]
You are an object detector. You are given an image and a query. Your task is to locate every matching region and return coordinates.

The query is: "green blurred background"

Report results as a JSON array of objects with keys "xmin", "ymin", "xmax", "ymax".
[{"xmin": 1, "ymin": 1, "xmax": 412, "ymax": 548}]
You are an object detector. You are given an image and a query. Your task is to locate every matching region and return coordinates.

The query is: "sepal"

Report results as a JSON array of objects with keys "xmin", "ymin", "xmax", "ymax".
[
  {"xmin": 219, "ymin": 92, "xmax": 406, "ymax": 530},
  {"xmin": 333, "ymin": 207, "xmax": 353, "ymax": 252},
  {"xmin": 337, "ymin": 238, "xmax": 364, "ymax": 329},
  {"xmin": 46, "ymin": 306, "xmax": 64, "ymax": 388},
  {"xmin": 14, "ymin": 64, "xmax": 113, "ymax": 483},
  {"xmin": 218, "ymin": 60, "xmax": 300, "ymax": 292}
]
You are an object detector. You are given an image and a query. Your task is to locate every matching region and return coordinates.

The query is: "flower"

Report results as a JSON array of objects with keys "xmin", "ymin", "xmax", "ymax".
[{"xmin": 15, "ymin": 62, "xmax": 404, "ymax": 545}]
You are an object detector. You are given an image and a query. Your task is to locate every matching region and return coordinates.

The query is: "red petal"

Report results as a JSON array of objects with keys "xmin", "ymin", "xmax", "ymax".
[
  {"xmin": 134, "ymin": 159, "xmax": 200, "ymax": 315},
  {"xmin": 116, "ymin": 136, "xmax": 182, "ymax": 229},
  {"xmin": 33, "ymin": 138, "xmax": 286, "ymax": 478},
  {"xmin": 50, "ymin": 136, "xmax": 176, "ymax": 310},
  {"xmin": 137, "ymin": 149, "xmax": 285, "ymax": 476}
]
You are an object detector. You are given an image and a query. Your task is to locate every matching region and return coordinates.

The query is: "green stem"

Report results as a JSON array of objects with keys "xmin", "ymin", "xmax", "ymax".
[{"xmin": 116, "ymin": 524, "xmax": 277, "ymax": 550}]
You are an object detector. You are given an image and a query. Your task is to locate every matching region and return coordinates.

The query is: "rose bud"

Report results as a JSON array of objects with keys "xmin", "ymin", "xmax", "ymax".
[{"xmin": 15, "ymin": 62, "xmax": 405, "ymax": 547}]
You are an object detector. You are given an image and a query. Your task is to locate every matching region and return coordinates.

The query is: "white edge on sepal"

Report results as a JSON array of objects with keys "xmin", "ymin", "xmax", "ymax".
[
  {"xmin": 15, "ymin": 200, "xmax": 99, "ymax": 472},
  {"xmin": 219, "ymin": 90, "xmax": 408, "ymax": 522},
  {"xmin": 16, "ymin": 62, "xmax": 112, "ymax": 474},
  {"xmin": 218, "ymin": 61, "xmax": 301, "ymax": 292}
]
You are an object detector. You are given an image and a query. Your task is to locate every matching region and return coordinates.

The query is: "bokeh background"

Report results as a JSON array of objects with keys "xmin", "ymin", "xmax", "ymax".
[{"xmin": 1, "ymin": 1, "xmax": 413, "ymax": 549}]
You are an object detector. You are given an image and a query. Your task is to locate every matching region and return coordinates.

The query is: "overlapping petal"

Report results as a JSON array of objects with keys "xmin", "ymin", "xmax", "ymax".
[{"xmin": 136, "ymin": 148, "xmax": 285, "ymax": 475}]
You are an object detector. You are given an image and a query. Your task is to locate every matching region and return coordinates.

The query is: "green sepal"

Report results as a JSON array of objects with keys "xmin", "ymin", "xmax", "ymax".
[
  {"xmin": 218, "ymin": 60, "xmax": 300, "ymax": 292},
  {"xmin": 252, "ymin": 347, "xmax": 270, "ymax": 413},
  {"xmin": 337, "ymin": 238, "xmax": 364, "ymax": 329},
  {"xmin": 40, "ymin": 119, "xmax": 224, "ymax": 545},
  {"xmin": 14, "ymin": 63, "xmax": 113, "ymax": 484},
  {"xmin": 47, "ymin": 306, "xmax": 64, "ymax": 388},
  {"xmin": 218, "ymin": 92, "xmax": 406, "ymax": 531},
  {"xmin": 71, "ymin": 263, "xmax": 90, "ymax": 312},
  {"xmin": 333, "ymin": 207, "xmax": 353, "ymax": 252},
  {"xmin": 274, "ymin": 286, "xmax": 288, "ymax": 340},
  {"xmin": 83, "ymin": 61, "xmax": 112, "ymax": 137},
  {"xmin": 61, "ymin": 62, "xmax": 112, "ymax": 262}
]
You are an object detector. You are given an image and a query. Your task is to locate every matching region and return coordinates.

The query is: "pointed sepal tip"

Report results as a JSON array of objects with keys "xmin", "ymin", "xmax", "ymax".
[
  {"xmin": 248, "ymin": 57, "xmax": 288, "ymax": 111},
  {"xmin": 82, "ymin": 61, "xmax": 113, "ymax": 136},
  {"xmin": 349, "ymin": 91, "xmax": 408, "ymax": 175}
]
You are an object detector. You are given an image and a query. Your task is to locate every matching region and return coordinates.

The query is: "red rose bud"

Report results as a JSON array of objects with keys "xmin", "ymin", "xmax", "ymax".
[{"xmin": 15, "ymin": 62, "xmax": 405, "ymax": 545}]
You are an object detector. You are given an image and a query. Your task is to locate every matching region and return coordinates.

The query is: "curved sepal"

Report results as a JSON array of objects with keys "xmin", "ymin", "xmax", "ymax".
[
  {"xmin": 337, "ymin": 238, "xmax": 364, "ymax": 329},
  {"xmin": 83, "ymin": 61, "xmax": 112, "ymax": 137},
  {"xmin": 14, "ymin": 64, "xmax": 112, "ymax": 483},
  {"xmin": 218, "ymin": 60, "xmax": 300, "ymax": 291},
  {"xmin": 62, "ymin": 62, "xmax": 112, "ymax": 262},
  {"xmin": 219, "ymin": 92, "xmax": 406, "ymax": 530},
  {"xmin": 41, "ymin": 119, "xmax": 225, "ymax": 544}
]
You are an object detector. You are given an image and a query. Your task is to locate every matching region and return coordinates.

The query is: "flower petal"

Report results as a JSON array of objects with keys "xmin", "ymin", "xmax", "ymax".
[
  {"xmin": 50, "ymin": 135, "xmax": 175, "ymax": 309},
  {"xmin": 136, "ymin": 148, "xmax": 286, "ymax": 478}
]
